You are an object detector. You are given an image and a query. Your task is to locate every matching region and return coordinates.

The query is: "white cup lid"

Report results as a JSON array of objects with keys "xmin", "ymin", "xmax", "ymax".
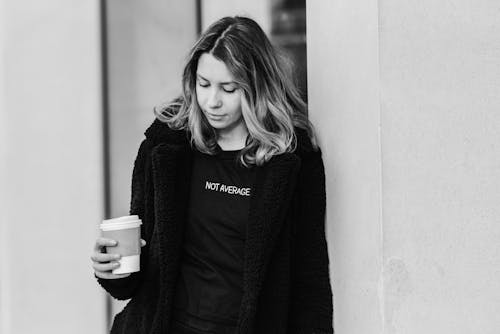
[
  {"xmin": 102, "ymin": 215, "xmax": 139, "ymax": 224},
  {"xmin": 100, "ymin": 221, "xmax": 142, "ymax": 231}
]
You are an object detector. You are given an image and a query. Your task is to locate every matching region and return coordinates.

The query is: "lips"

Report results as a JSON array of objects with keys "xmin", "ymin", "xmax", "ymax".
[{"xmin": 206, "ymin": 112, "xmax": 225, "ymax": 119}]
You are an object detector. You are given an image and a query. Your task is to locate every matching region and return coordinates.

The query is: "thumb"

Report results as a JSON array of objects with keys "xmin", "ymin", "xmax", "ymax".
[{"xmin": 140, "ymin": 239, "xmax": 147, "ymax": 247}]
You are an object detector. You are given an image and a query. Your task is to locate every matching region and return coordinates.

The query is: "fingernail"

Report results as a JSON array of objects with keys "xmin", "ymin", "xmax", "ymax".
[
  {"xmin": 111, "ymin": 240, "xmax": 117, "ymax": 245},
  {"xmin": 113, "ymin": 262, "xmax": 120, "ymax": 267},
  {"xmin": 114, "ymin": 254, "xmax": 121, "ymax": 259}
]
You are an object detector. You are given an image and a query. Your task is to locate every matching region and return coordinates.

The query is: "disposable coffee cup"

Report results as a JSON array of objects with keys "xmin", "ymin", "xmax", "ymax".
[{"xmin": 100, "ymin": 215, "xmax": 142, "ymax": 274}]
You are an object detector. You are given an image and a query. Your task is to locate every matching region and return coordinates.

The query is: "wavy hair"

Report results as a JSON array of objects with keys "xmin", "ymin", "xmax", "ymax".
[{"xmin": 154, "ymin": 16, "xmax": 318, "ymax": 167}]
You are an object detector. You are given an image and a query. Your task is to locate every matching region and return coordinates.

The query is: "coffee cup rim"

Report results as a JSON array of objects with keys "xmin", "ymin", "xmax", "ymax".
[
  {"xmin": 102, "ymin": 215, "xmax": 140, "ymax": 224},
  {"xmin": 100, "ymin": 220, "xmax": 142, "ymax": 231}
]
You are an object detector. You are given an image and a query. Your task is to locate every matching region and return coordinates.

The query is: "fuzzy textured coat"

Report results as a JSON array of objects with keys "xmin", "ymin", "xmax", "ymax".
[{"xmin": 97, "ymin": 119, "xmax": 334, "ymax": 334}]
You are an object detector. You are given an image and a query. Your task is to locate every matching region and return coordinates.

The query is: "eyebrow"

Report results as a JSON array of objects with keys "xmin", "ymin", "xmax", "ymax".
[{"xmin": 196, "ymin": 73, "xmax": 236, "ymax": 85}]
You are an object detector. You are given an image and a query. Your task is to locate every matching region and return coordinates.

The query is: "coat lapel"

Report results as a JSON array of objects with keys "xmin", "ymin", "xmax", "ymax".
[
  {"xmin": 238, "ymin": 153, "xmax": 301, "ymax": 333},
  {"xmin": 150, "ymin": 142, "xmax": 192, "ymax": 328}
]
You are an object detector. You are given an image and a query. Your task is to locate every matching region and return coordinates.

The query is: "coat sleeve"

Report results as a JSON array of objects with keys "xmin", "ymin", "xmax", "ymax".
[
  {"xmin": 96, "ymin": 139, "xmax": 151, "ymax": 300},
  {"xmin": 289, "ymin": 149, "xmax": 334, "ymax": 334}
]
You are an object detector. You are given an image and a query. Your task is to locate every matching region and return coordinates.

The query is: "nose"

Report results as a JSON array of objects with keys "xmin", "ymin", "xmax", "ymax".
[{"xmin": 207, "ymin": 88, "xmax": 222, "ymax": 109}]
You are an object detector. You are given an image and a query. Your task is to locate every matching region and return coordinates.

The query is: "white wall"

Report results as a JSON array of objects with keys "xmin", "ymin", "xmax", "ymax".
[
  {"xmin": 308, "ymin": 0, "xmax": 500, "ymax": 333},
  {"xmin": 106, "ymin": 0, "xmax": 197, "ymax": 219},
  {"xmin": 0, "ymin": 1, "xmax": 106, "ymax": 333},
  {"xmin": 307, "ymin": 1, "xmax": 383, "ymax": 333},
  {"xmin": 0, "ymin": 1, "xmax": 9, "ymax": 332},
  {"xmin": 378, "ymin": 1, "xmax": 500, "ymax": 333}
]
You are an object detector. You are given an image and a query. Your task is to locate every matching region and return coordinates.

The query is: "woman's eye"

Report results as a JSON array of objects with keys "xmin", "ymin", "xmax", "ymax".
[
  {"xmin": 223, "ymin": 87, "xmax": 236, "ymax": 93},
  {"xmin": 198, "ymin": 82, "xmax": 209, "ymax": 88}
]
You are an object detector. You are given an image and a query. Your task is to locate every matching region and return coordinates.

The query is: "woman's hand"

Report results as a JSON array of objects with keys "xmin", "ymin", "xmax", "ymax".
[{"xmin": 91, "ymin": 237, "xmax": 147, "ymax": 280}]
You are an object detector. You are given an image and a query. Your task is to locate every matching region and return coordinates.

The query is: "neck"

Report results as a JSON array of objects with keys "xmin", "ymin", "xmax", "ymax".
[{"xmin": 216, "ymin": 123, "xmax": 249, "ymax": 151}]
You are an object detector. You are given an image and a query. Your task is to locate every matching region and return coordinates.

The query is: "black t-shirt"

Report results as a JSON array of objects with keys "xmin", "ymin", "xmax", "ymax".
[{"xmin": 172, "ymin": 147, "xmax": 256, "ymax": 333}]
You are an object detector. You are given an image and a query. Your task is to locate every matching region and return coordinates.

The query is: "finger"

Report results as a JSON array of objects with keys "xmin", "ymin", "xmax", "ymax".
[
  {"xmin": 93, "ymin": 261, "xmax": 121, "ymax": 272},
  {"xmin": 141, "ymin": 239, "xmax": 147, "ymax": 247},
  {"xmin": 94, "ymin": 237, "xmax": 118, "ymax": 252},
  {"xmin": 91, "ymin": 252, "xmax": 121, "ymax": 263},
  {"xmin": 94, "ymin": 270, "xmax": 131, "ymax": 280}
]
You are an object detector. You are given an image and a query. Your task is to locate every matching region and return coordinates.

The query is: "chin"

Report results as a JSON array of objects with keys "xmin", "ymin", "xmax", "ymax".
[{"xmin": 207, "ymin": 120, "xmax": 227, "ymax": 129}]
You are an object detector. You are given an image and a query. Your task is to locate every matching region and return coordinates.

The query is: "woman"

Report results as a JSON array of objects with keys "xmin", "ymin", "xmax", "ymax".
[{"xmin": 92, "ymin": 16, "xmax": 333, "ymax": 334}]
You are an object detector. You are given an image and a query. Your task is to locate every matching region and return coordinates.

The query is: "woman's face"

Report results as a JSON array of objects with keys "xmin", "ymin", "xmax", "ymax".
[{"xmin": 196, "ymin": 53, "xmax": 245, "ymax": 136}]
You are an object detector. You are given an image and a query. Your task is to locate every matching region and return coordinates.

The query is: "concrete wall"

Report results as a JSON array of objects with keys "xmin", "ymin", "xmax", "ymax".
[
  {"xmin": 308, "ymin": 0, "xmax": 500, "ymax": 333},
  {"xmin": 378, "ymin": 1, "xmax": 500, "ymax": 332},
  {"xmin": 0, "ymin": 1, "xmax": 106, "ymax": 333},
  {"xmin": 106, "ymin": 0, "xmax": 197, "ymax": 220},
  {"xmin": 307, "ymin": 1, "xmax": 383, "ymax": 332}
]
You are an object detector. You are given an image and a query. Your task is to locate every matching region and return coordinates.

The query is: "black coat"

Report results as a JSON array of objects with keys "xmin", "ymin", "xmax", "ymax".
[{"xmin": 97, "ymin": 120, "xmax": 334, "ymax": 334}]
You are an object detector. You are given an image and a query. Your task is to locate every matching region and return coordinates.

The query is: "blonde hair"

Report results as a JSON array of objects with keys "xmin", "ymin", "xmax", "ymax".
[{"xmin": 155, "ymin": 16, "xmax": 317, "ymax": 167}]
